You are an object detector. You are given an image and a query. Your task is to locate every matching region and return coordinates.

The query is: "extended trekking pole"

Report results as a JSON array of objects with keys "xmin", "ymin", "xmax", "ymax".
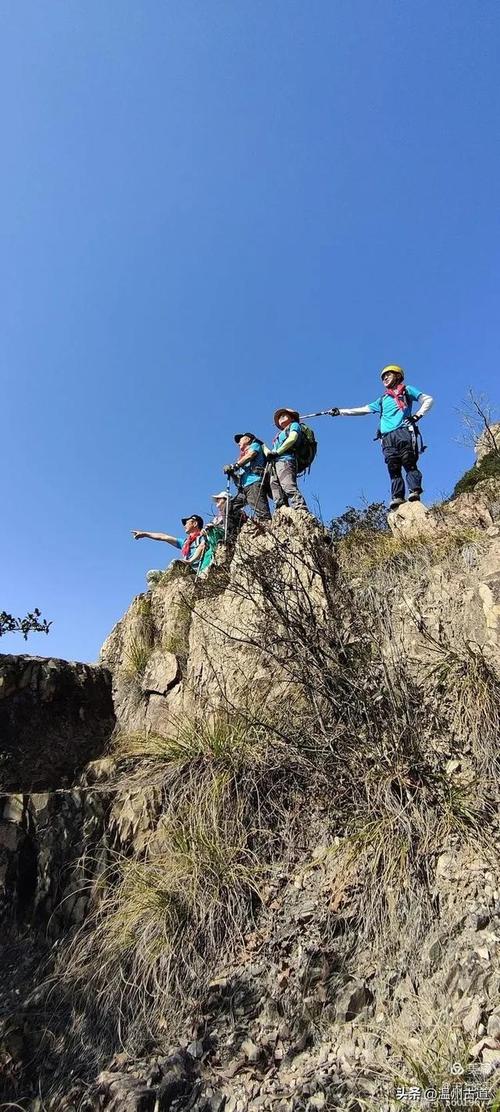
[
  {"xmin": 223, "ymin": 471, "xmax": 232, "ymax": 543},
  {"xmin": 299, "ymin": 408, "xmax": 339, "ymax": 419},
  {"xmin": 254, "ymin": 461, "xmax": 270, "ymax": 516}
]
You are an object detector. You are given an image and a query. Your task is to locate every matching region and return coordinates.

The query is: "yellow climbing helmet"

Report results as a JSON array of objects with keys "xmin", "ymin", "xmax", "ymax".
[{"xmin": 380, "ymin": 364, "xmax": 404, "ymax": 382}]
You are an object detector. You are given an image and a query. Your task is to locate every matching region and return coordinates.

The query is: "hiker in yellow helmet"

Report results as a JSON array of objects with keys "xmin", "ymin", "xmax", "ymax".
[{"xmin": 329, "ymin": 366, "xmax": 433, "ymax": 511}]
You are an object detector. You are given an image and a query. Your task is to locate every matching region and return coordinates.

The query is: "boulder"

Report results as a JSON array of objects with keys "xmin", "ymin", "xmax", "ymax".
[{"xmin": 141, "ymin": 650, "xmax": 179, "ymax": 695}]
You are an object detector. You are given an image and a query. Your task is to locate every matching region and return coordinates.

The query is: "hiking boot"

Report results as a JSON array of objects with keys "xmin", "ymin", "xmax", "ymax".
[
  {"xmin": 408, "ymin": 491, "xmax": 422, "ymax": 502},
  {"xmin": 389, "ymin": 498, "xmax": 406, "ymax": 511}
]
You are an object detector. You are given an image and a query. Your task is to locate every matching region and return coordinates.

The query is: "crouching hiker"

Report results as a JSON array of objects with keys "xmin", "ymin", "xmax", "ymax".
[
  {"xmin": 267, "ymin": 408, "xmax": 309, "ymax": 512},
  {"xmin": 330, "ymin": 366, "xmax": 433, "ymax": 510},
  {"xmin": 132, "ymin": 514, "xmax": 206, "ymax": 576},
  {"xmin": 211, "ymin": 490, "xmax": 246, "ymax": 542},
  {"xmin": 224, "ymin": 433, "xmax": 271, "ymax": 523}
]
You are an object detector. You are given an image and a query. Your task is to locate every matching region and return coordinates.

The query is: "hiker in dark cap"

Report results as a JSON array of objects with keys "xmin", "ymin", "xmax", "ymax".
[
  {"xmin": 132, "ymin": 515, "xmax": 207, "ymax": 573},
  {"xmin": 267, "ymin": 408, "xmax": 309, "ymax": 512},
  {"xmin": 223, "ymin": 432, "xmax": 271, "ymax": 523}
]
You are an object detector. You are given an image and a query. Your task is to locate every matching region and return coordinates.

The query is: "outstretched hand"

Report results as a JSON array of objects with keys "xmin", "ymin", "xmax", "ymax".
[
  {"xmin": 132, "ymin": 531, "xmax": 145, "ymax": 540},
  {"xmin": 328, "ymin": 407, "xmax": 340, "ymax": 417}
]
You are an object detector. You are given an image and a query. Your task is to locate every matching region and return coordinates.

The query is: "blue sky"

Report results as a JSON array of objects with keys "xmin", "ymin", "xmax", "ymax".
[{"xmin": 1, "ymin": 0, "xmax": 499, "ymax": 662}]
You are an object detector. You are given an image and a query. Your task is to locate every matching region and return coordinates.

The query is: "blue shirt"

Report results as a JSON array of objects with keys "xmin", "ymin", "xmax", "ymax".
[
  {"xmin": 239, "ymin": 440, "xmax": 266, "ymax": 488},
  {"xmin": 273, "ymin": 421, "xmax": 301, "ymax": 461},
  {"xmin": 174, "ymin": 533, "xmax": 205, "ymax": 570},
  {"xmin": 368, "ymin": 385, "xmax": 422, "ymax": 435}
]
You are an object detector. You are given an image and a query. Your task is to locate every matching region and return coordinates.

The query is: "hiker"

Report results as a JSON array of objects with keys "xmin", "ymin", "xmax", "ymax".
[
  {"xmin": 267, "ymin": 408, "xmax": 309, "ymax": 512},
  {"xmin": 132, "ymin": 515, "xmax": 206, "ymax": 573},
  {"xmin": 330, "ymin": 366, "xmax": 433, "ymax": 510},
  {"xmin": 211, "ymin": 490, "xmax": 246, "ymax": 541},
  {"xmin": 223, "ymin": 433, "xmax": 272, "ymax": 523},
  {"xmin": 197, "ymin": 522, "xmax": 225, "ymax": 574}
]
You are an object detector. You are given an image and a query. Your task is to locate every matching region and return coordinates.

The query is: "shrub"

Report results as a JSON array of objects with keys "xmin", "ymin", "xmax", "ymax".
[
  {"xmin": 329, "ymin": 501, "xmax": 389, "ymax": 540},
  {"xmin": 452, "ymin": 448, "xmax": 500, "ymax": 496}
]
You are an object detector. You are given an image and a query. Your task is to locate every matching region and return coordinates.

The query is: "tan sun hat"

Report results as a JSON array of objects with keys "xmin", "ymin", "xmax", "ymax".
[
  {"xmin": 274, "ymin": 407, "xmax": 300, "ymax": 428},
  {"xmin": 212, "ymin": 491, "xmax": 228, "ymax": 500}
]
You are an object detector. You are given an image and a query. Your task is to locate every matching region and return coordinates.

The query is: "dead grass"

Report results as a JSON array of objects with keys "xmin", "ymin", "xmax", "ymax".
[
  {"xmin": 423, "ymin": 640, "xmax": 500, "ymax": 776},
  {"xmin": 364, "ymin": 1001, "xmax": 498, "ymax": 1111},
  {"xmin": 62, "ymin": 766, "xmax": 261, "ymax": 1047},
  {"xmin": 113, "ymin": 712, "xmax": 272, "ymax": 772},
  {"xmin": 123, "ymin": 635, "xmax": 152, "ymax": 678},
  {"xmin": 320, "ymin": 760, "xmax": 491, "ymax": 958},
  {"xmin": 337, "ymin": 522, "xmax": 481, "ymax": 577}
]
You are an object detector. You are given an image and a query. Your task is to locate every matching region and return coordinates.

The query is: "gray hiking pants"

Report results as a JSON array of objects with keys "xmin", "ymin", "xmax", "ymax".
[
  {"xmin": 270, "ymin": 458, "xmax": 308, "ymax": 511},
  {"xmin": 232, "ymin": 480, "xmax": 271, "ymax": 523}
]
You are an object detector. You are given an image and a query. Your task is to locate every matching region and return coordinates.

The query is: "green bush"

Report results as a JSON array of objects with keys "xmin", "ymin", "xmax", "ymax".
[
  {"xmin": 329, "ymin": 501, "xmax": 389, "ymax": 540},
  {"xmin": 452, "ymin": 448, "xmax": 500, "ymax": 496}
]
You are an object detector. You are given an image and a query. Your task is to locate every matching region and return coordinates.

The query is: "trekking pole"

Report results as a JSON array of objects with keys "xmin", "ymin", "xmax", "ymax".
[
  {"xmin": 223, "ymin": 470, "xmax": 232, "ymax": 543},
  {"xmin": 254, "ymin": 461, "xmax": 270, "ymax": 517},
  {"xmin": 299, "ymin": 409, "xmax": 339, "ymax": 419}
]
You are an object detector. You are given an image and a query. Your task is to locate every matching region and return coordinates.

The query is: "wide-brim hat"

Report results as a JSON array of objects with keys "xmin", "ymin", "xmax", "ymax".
[
  {"xmin": 274, "ymin": 407, "xmax": 300, "ymax": 428},
  {"xmin": 233, "ymin": 431, "xmax": 255, "ymax": 443},
  {"xmin": 181, "ymin": 514, "xmax": 204, "ymax": 529},
  {"xmin": 380, "ymin": 365, "xmax": 404, "ymax": 382},
  {"xmin": 212, "ymin": 491, "xmax": 228, "ymax": 500}
]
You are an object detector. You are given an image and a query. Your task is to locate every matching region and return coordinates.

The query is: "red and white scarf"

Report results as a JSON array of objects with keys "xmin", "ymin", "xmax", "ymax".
[
  {"xmin": 385, "ymin": 382, "xmax": 408, "ymax": 411},
  {"xmin": 181, "ymin": 529, "xmax": 202, "ymax": 559}
]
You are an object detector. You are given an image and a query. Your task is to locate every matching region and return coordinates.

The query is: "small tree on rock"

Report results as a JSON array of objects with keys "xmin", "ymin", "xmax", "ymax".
[{"xmin": 0, "ymin": 608, "xmax": 52, "ymax": 640}]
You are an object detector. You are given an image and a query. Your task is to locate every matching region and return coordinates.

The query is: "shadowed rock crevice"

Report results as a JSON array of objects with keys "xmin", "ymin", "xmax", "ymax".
[{"xmin": 0, "ymin": 655, "xmax": 115, "ymax": 791}]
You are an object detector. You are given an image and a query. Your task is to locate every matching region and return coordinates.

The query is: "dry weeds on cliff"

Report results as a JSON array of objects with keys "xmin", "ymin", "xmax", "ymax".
[{"xmin": 57, "ymin": 516, "xmax": 498, "ymax": 1055}]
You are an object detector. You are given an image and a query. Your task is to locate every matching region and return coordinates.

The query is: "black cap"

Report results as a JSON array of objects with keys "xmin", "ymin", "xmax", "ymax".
[
  {"xmin": 234, "ymin": 431, "xmax": 255, "ymax": 444},
  {"xmin": 181, "ymin": 515, "xmax": 204, "ymax": 529}
]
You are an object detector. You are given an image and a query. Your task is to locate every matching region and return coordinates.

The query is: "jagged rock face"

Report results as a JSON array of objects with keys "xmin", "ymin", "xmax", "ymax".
[
  {"xmin": 0, "ymin": 785, "xmax": 109, "ymax": 930},
  {"xmin": 102, "ymin": 491, "xmax": 500, "ymax": 744},
  {"xmin": 0, "ymin": 654, "xmax": 115, "ymax": 792},
  {"xmin": 101, "ymin": 511, "xmax": 337, "ymax": 740},
  {"xmin": 381, "ymin": 482, "xmax": 500, "ymax": 679},
  {"xmin": 387, "ymin": 478, "xmax": 500, "ymax": 535}
]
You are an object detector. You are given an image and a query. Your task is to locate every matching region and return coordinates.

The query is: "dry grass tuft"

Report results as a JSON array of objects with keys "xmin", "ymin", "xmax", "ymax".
[
  {"xmin": 62, "ymin": 767, "xmax": 261, "ymax": 1046},
  {"xmin": 424, "ymin": 640, "xmax": 500, "ymax": 776},
  {"xmin": 124, "ymin": 635, "xmax": 152, "ymax": 678},
  {"xmin": 113, "ymin": 712, "xmax": 271, "ymax": 771},
  {"xmin": 322, "ymin": 760, "xmax": 490, "ymax": 956},
  {"xmin": 336, "ymin": 523, "xmax": 480, "ymax": 577}
]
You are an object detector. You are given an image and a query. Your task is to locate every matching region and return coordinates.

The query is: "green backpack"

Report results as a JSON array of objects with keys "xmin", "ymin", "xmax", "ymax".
[
  {"xmin": 295, "ymin": 423, "xmax": 318, "ymax": 474},
  {"xmin": 198, "ymin": 524, "xmax": 224, "ymax": 573}
]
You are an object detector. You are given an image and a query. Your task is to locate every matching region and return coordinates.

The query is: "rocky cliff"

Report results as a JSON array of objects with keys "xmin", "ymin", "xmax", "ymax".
[{"xmin": 1, "ymin": 466, "xmax": 500, "ymax": 1112}]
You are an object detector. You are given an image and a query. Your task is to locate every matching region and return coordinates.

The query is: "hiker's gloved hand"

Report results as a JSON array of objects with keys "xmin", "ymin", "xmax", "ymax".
[
  {"xmin": 328, "ymin": 407, "xmax": 340, "ymax": 417},
  {"xmin": 223, "ymin": 464, "xmax": 235, "ymax": 476},
  {"xmin": 266, "ymin": 451, "xmax": 279, "ymax": 461}
]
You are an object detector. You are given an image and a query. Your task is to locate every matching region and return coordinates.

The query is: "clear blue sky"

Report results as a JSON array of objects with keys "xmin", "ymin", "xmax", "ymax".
[{"xmin": 2, "ymin": 0, "xmax": 499, "ymax": 662}]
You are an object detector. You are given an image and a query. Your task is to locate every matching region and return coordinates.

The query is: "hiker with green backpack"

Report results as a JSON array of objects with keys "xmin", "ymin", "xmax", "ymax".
[{"xmin": 267, "ymin": 408, "xmax": 316, "ymax": 513}]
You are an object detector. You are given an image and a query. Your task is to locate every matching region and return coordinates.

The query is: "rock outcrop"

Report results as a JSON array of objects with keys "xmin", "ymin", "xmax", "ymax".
[
  {"xmin": 0, "ymin": 654, "xmax": 115, "ymax": 792},
  {"xmin": 2, "ymin": 482, "xmax": 500, "ymax": 1111}
]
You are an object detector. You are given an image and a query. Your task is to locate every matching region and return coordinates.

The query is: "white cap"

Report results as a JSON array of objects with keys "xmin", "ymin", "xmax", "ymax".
[{"xmin": 212, "ymin": 491, "xmax": 228, "ymax": 500}]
